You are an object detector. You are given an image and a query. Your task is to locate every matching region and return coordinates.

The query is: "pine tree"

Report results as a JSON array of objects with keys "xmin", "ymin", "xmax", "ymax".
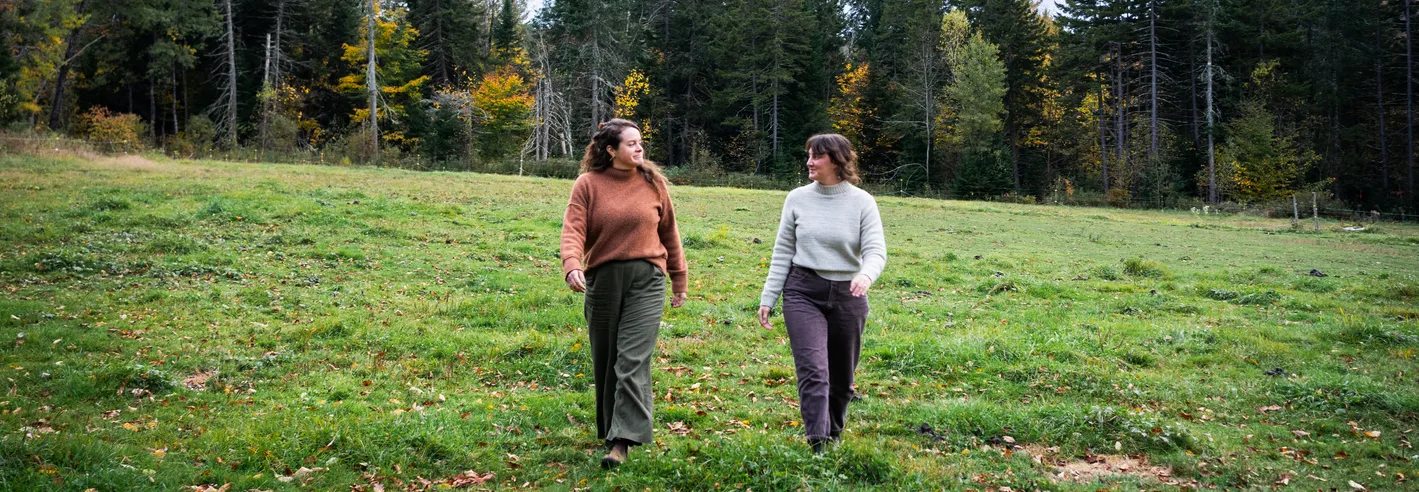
[{"xmin": 408, "ymin": 0, "xmax": 487, "ymax": 87}]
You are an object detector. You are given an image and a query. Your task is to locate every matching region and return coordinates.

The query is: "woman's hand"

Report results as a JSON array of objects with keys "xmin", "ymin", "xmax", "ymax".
[
  {"xmin": 566, "ymin": 270, "xmax": 587, "ymax": 293},
  {"xmin": 850, "ymin": 274, "xmax": 873, "ymax": 297},
  {"xmin": 757, "ymin": 306, "xmax": 773, "ymax": 330},
  {"xmin": 671, "ymin": 292, "xmax": 687, "ymax": 308}
]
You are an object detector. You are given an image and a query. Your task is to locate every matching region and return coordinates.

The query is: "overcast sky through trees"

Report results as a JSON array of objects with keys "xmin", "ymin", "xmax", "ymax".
[{"xmin": 522, "ymin": 0, "xmax": 1062, "ymax": 18}]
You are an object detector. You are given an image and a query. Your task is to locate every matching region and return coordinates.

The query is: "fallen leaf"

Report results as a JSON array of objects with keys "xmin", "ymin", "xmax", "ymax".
[
  {"xmin": 447, "ymin": 471, "xmax": 495, "ymax": 486},
  {"xmin": 1364, "ymin": 431, "xmax": 1381, "ymax": 439},
  {"xmin": 1257, "ymin": 405, "xmax": 1283, "ymax": 414},
  {"xmin": 1292, "ymin": 430, "xmax": 1310, "ymax": 439},
  {"xmin": 1350, "ymin": 480, "xmax": 1366, "ymax": 490},
  {"xmin": 292, "ymin": 466, "xmax": 323, "ymax": 478}
]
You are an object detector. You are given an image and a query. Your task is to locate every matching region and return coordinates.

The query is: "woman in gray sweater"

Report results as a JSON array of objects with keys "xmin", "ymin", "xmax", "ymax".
[{"xmin": 757, "ymin": 133, "xmax": 887, "ymax": 453}]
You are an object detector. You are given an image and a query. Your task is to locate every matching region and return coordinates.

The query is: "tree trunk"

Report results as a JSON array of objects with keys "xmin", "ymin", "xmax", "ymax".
[
  {"xmin": 924, "ymin": 81, "xmax": 932, "ymax": 189},
  {"xmin": 433, "ymin": 0, "xmax": 449, "ymax": 86},
  {"xmin": 48, "ymin": 0, "xmax": 90, "ymax": 131},
  {"xmin": 1409, "ymin": 0, "xmax": 1415, "ymax": 195},
  {"xmin": 1099, "ymin": 83, "xmax": 1109, "ymax": 194},
  {"xmin": 752, "ymin": 71, "xmax": 762, "ymax": 174},
  {"xmin": 150, "ymin": 77, "xmax": 157, "ymax": 143},
  {"xmin": 1380, "ymin": 20, "xmax": 1390, "ymax": 192},
  {"xmin": 367, "ymin": 0, "xmax": 380, "ymax": 159},
  {"xmin": 1206, "ymin": 17, "xmax": 1217, "ymax": 204},
  {"xmin": 1149, "ymin": 0, "xmax": 1158, "ymax": 166},
  {"xmin": 274, "ymin": 0, "xmax": 285, "ymax": 85},
  {"xmin": 1189, "ymin": 23, "xmax": 1199, "ymax": 146},
  {"xmin": 171, "ymin": 65, "xmax": 179, "ymax": 140},
  {"xmin": 1010, "ymin": 126, "xmax": 1020, "ymax": 191},
  {"xmin": 260, "ymin": 33, "xmax": 273, "ymax": 147},
  {"xmin": 771, "ymin": 89, "xmax": 779, "ymax": 174},
  {"xmin": 223, "ymin": 0, "xmax": 239, "ymax": 146},
  {"xmin": 1114, "ymin": 45, "xmax": 1125, "ymax": 191}
]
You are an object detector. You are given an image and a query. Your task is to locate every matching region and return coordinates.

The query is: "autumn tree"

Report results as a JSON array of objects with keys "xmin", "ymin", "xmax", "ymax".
[{"xmin": 339, "ymin": 0, "xmax": 430, "ymax": 152}]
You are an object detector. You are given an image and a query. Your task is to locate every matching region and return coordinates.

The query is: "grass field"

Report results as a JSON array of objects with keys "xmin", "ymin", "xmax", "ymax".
[{"xmin": 2, "ymin": 153, "xmax": 1418, "ymax": 490}]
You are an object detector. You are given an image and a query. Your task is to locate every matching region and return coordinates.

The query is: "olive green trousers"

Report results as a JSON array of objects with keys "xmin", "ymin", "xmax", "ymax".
[{"xmin": 584, "ymin": 259, "xmax": 665, "ymax": 445}]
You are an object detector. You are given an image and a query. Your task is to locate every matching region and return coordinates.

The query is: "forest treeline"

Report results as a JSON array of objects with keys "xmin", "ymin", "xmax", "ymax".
[{"xmin": 3, "ymin": 0, "xmax": 1417, "ymax": 209}]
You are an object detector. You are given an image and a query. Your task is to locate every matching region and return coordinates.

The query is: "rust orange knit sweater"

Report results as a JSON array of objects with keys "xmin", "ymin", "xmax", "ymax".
[{"xmin": 560, "ymin": 166, "xmax": 688, "ymax": 294}]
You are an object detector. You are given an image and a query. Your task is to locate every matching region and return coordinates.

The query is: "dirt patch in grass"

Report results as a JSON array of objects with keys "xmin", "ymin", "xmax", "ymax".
[
  {"xmin": 96, "ymin": 154, "xmax": 161, "ymax": 171},
  {"xmin": 1022, "ymin": 445, "xmax": 1197, "ymax": 487},
  {"xmin": 182, "ymin": 370, "xmax": 217, "ymax": 391}
]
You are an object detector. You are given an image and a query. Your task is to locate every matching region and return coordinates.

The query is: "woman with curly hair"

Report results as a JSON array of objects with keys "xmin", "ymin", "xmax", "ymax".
[{"xmin": 560, "ymin": 118, "xmax": 688, "ymax": 468}]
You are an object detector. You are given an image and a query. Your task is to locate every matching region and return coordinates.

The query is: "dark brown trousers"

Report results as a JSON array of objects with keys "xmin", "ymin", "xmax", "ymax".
[{"xmin": 781, "ymin": 265, "xmax": 869, "ymax": 441}]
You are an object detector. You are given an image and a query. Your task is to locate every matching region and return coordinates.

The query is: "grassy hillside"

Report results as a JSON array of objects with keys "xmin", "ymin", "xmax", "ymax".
[{"xmin": 2, "ymin": 154, "xmax": 1417, "ymax": 490}]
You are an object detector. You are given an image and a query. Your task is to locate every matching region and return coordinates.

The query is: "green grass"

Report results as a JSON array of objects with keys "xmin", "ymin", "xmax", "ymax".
[{"xmin": 2, "ymin": 153, "xmax": 1418, "ymax": 490}]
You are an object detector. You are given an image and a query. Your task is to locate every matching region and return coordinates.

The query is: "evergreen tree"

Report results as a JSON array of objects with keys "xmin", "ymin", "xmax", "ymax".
[
  {"xmin": 408, "ymin": 0, "xmax": 488, "ymax": 87},
  {"xmin": 953, "ymin": 0, "xmax": 1051, "ymax": 192},
  {"xmin": 944, "ymin": 21, "xmax": 1010, "ymax": 196}
]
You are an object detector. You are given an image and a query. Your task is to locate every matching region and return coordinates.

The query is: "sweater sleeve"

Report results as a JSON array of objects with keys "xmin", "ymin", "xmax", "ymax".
[
  {"xmin": 560, "ymin": 176, "xmax": 590, "ymax": 277},
  {"xmin": 758, "ymin": 193, "xmax": 798, "ymax": 308},
  {"xmin": 658, "ymin": 181, "xmax": 689, "ymax": 294},
  {"xmin": 856, "ymin": 195, "xmax": 887, "ymax": 282}
]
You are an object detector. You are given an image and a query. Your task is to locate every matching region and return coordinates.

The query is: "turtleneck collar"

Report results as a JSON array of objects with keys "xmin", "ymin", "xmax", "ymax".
[
  {"xmin": 603, "ymin": 165, "xmax": 639, "ymax": 181},
  {"xmin": 811, "ymin": 180, "xmax": 852, "ymax": 196}
]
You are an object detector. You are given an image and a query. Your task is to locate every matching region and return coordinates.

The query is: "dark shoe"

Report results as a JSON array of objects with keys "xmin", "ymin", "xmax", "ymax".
[
  {"xmin": 809, "ymin": 438, "xmax": 828, "ymax": 454},
  {"xmin": 601, "ymin": 440, "xmax": 628, "ymax": 468}
]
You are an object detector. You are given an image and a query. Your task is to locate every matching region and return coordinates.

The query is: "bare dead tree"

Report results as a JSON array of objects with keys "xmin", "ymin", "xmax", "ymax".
[
  {"xmin": 210, "ymin": 0, "xmax": 240, "ymax": 147},
  {"xmin": 1204, "ymin": 0, "xmax": 1218, "ymax": 203},
  {"xmin": 260, "ymin": 33, "xmax": 274, "ymax": 147},
  {"xmin": 367, "ymin": 0, "xmax": 380, "ymax": 159},
  {"xmin": 1149, "ymin": 0, "xmax": 1158, "ymax": 166},
  {"xmin": 901, "ymin": 13, "xmax": 944, "ymax": 188}
]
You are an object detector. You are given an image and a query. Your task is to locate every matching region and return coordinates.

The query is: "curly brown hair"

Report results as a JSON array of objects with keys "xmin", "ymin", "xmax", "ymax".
[
  {"xmin": 805, "ymin": 133, "xmax": 861, "ymax": 185},
  {"xmin": 579, "ymin": 119, "xmax": 667, "ymax": 191}
]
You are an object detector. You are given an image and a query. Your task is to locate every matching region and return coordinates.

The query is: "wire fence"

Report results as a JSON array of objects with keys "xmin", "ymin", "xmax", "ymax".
[{"xmin": 4, "ymin": 134, "xmax": 1418, "ymax": 225}]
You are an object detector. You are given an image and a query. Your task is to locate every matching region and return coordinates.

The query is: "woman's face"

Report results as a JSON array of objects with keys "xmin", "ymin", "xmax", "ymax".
[
  {"xmin": 608, "ymin": 127, "xmax": 644, "ymax": 168},
  {"xmin": 807, "ymin": 150, "xmax": 838, "ymax": 184}
]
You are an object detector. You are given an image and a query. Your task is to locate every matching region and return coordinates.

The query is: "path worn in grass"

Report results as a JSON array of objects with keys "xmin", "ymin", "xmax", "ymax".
[{"xmin": 2, "ymin": 154, "xmax": 1417, "ymax": 490}]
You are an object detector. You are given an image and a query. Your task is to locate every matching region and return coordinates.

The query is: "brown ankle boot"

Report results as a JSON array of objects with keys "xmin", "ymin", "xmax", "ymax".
[{"xmin": 601, "ymin": 440, "xmax": 629, "ymax": 468}]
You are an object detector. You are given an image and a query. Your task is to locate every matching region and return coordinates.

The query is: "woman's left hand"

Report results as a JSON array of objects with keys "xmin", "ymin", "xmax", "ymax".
[
  {"xmin": 671, "ymin": 292, "xmax": 687, "ymax": 308},
  {"xmin": 850, "ymin": 274, "xmax": 873, "ymax": 297}
]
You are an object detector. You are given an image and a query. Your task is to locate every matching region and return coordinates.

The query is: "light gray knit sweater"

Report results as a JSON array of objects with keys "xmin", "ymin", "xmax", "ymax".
[{"xmin": 758, "ymin": 181, "xmax": 887, "ymax": 308}]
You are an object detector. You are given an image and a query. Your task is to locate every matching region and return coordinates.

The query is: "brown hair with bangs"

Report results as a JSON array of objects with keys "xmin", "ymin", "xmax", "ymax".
[{"xmin": 805, "ymin": 133, "xmax": 860, "ymax": 185}]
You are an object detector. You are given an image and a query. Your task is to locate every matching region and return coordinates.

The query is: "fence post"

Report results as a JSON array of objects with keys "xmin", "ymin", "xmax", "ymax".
[
  {"xmin": 1292, "ymin": 195, "xmax": 1299, "ymax": 227},
  {"xmin": 1312, "ymin": 192, "xmax": 1319, "ymax": 231}
]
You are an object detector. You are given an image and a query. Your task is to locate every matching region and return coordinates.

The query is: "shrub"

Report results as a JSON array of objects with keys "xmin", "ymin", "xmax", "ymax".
[
  {"xmin": 1092, "ymin": 265, "xmax": 1121, "ymax": 281},
  {"xmin": 1106, "ymin": 188, "xmax": 1131, "ymax": 208},
  {"xmin": 78, "ymin": 106, "xmax": 147, "ymax": 152},
  {"xmin": 1122, "ymin": 258, "xmax": 1166, "ymax": 278}
]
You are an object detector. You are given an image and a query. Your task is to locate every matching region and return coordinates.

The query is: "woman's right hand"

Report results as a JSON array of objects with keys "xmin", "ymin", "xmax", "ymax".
[
  {"xmin": 566, "ymin": 270, "xmax": 587, "ymax": 293},
  {"xmin": 757, "ymin": 306, "xmax": 773, "ymax": 330}
]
